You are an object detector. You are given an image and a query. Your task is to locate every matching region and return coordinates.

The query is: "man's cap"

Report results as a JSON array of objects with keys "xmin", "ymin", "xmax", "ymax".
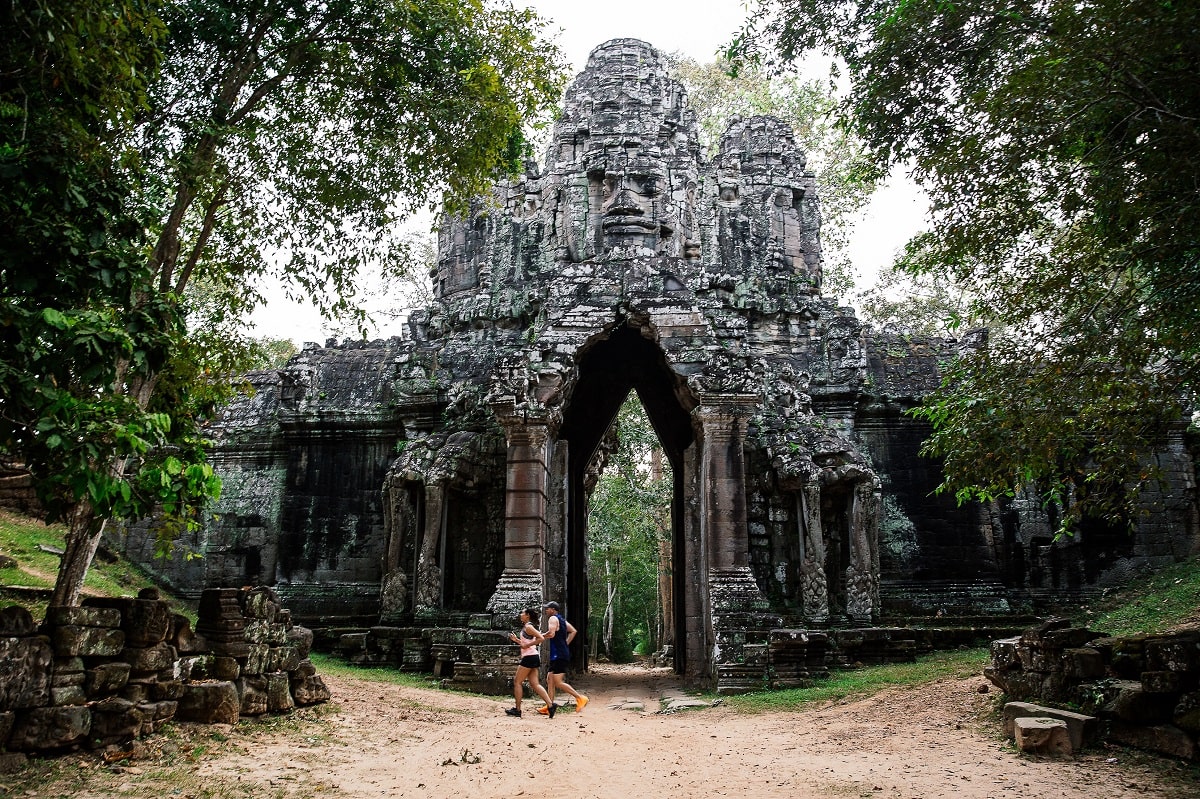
[{"xmin": 543, "ymin": 601, "xmax": 561, "ymax": 611}]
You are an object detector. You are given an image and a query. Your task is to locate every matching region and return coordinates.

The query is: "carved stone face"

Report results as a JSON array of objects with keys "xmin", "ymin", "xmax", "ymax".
[{"xmin": 593, "ymin": 158, "xmax": 672, "ymax": 252}]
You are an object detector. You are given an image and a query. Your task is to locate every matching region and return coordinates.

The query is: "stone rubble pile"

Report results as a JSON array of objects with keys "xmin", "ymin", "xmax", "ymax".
[
  {"xmin": 0, "ymin": 586, "xmax": 329, "ymax": 766},
  {"xmin": 986, "ymin": 618, "xmax": 1200, "ymax": 760}
]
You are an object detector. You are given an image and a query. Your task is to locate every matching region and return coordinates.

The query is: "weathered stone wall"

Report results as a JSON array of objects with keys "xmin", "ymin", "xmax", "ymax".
[
  {"xmin": 860, "ymin": 332, "xmax": 1200, "ymax": 614},
  {"xmin": 0, "ymin": 587, "xmax": 328, "ymax": 766},
  {"xmin": 987, "ymin": 619, "xmax": 1200, "ymax": 760},
  {"xmin": 98, "ymin": 38, "xmax": 1200, "ymax": 692}
]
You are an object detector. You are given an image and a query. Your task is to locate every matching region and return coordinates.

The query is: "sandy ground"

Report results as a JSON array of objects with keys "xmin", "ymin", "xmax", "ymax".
[{"xmin": 193, "ymin": 663, "xmax": 1197, "ymax": 799}]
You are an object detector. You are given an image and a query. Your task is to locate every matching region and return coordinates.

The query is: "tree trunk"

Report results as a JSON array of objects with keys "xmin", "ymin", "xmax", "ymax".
[
  {"xmin": 50, "ymin": 370, "xmax": 157, "ymax": 607},
  {"xmin": 49, "ymin": 500, "xmax": 104, "ymax": 608},
  {"xmin": 603, "ymin": 557, "xmax": 616, "ymax": 657}
]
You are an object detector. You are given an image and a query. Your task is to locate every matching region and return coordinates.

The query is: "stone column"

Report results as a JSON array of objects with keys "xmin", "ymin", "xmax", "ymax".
[
  {"xmin": 414, "ymin": 482, "xmax": 446, "ymax": 611},
  {"xmin": 845, "ymin": 481, "xmax": 881, "ymax": 623},
  {"xmin": 798, "ymin": 485, "xmax": 829, "ymax": 624},
  {"xmin": 486, "ymin": 402, "xmax": 553, "ymax": 621},
  {"xmin": 379, "ymin": 475, "xmax": 414, "ymax": 622},
  {"xmin": 694, "ymin": 393, "xmax": 777, "ymax": 691},
  {"xmin": 694, "ymin": 394, "xmax": 757, "ymax": 574}
]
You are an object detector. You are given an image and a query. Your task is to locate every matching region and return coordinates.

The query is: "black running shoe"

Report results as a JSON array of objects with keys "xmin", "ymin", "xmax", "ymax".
[
  {"xmin": 505, "ymin": 707, "xmax": 521, "ymax": 717},
  {"xmin": 548, "ymin": 703, "xmax": 557, "ymax": 718}
]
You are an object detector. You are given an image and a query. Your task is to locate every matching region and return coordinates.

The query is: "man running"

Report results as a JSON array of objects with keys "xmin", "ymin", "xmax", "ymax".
[{"xmin": 538, "ymin": 601, "xmax": 588, "ymax": 715}]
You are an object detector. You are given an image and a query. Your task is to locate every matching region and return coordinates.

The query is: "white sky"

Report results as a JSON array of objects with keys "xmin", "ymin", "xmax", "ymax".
[{"xmin": 248, "ymin": 0, "xmax": 926, "ymax": 344}]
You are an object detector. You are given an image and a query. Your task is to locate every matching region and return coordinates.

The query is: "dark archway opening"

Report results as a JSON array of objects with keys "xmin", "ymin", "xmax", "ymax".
[{"xmin": 558, "ymin": 323, "xmax": 694, "ymax": 674}]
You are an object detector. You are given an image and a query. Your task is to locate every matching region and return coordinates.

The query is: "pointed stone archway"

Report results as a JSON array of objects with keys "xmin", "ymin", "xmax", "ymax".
[{"xmin": 556, "ymin": 323, "xmax": 694, "ymax": 676}]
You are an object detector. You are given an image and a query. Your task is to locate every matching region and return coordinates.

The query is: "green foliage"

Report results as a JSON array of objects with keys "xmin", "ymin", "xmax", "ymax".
[
  {"xmin": 587, "ymin": 395, "xmax": 671, "ymax": 661},
  {"xmin": 727, "ymin": 648, "xmax": 989, "ymax": 713},
  {"xmin": 137, "ymin": 0, "xmax": 567, "ymax": 329},
  {"xmin": 668, "ymin": 55, "xmax": 883, "ymax": 298},
  {"xmin": 3, "ymin": 0, "xmax": 565, "ymax": 604},
  {"xmin": 730, "ymin": 1, "xmax": 1200, "ymax": 529},
  {"xmin": 1086, "ymin": 555, "xmax": 1200, "ymax": 637},
  {"xmin": 0, "ymin": 509, "xmax": 181, "ymax": 621},
  {"xmin": 0, "ymin": 0, "xmax": 216, "ymax": 539},
  {"xmin": 854, "ymin": 237, "xmax": 997, "ymax": 337}
]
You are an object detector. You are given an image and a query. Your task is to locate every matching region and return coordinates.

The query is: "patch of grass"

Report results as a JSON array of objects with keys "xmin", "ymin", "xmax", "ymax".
[
  {"xmin": 1083, "ymin": 555, "xmax": 1200, "ymax": 637},
  {"xmin": 308, "ymin": 652, "xmax": 445, "ymax": 689},
  {"xmin": 0, "ymin": 508, "xmax": 191, "ymax": 622},
  {"xmin": 726, "ymin": 647, "xmax": 989, "ymax": 713},
  {"xmin": 307, "ymin": 651, "xmax": 506, "ymax": 701}
]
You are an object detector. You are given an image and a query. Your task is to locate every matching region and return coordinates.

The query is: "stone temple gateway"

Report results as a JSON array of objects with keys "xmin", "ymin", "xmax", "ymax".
[{"xmin": 119, "ymin": 40, "xmax": 1199, "ymax": 691}]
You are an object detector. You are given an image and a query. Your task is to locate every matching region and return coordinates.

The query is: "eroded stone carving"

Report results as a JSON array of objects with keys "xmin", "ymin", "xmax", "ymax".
[{"xmin": 119, "ymin": 37, "xmax": 1198, "ymax": 694}]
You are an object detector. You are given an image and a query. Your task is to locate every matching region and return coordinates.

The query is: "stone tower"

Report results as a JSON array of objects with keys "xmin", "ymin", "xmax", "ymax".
[{"xmin": 120, "ymin": 39, "xmax": 1198, "ymax": 692}]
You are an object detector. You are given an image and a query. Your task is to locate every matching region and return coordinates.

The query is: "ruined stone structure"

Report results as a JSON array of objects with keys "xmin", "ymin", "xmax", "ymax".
[
  {"xmin": 987, "ymin": 619, "xmax": 1200, "ymax": 760},
  {"xmin": 112, "ymin": 40, "xmax": 1199, "ymax": 692},
  {"xmin": 0, "ymin": 587, "xmax": 329, "ymax": 763}
]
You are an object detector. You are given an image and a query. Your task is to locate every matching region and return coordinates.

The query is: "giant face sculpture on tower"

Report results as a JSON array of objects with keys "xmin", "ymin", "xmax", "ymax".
[{"xmin": 549, "ymin": 40, "xmax": 701, "ymax": 262}]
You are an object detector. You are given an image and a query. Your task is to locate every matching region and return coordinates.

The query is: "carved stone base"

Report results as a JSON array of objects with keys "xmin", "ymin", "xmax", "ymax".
[
  {"xmin": 708, "ymin": 568, "xmax": 781, "ymax": 693},
  {"xmin": 485, "ymin": 569, "xmax": 542, "ymax": 627}
]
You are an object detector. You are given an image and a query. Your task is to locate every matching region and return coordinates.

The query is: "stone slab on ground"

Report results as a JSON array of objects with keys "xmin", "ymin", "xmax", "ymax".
[
  {"xmin": 1108, "ymin": 722, "xmax": 1198, "ymax": 761},
  {"xmin": 1003, "ymin": 701, "xmax": 1098, "ymax": 751},
  {"xmin": 1014, "ymin": 716, "xmax": 1073, "ymax": 757}
]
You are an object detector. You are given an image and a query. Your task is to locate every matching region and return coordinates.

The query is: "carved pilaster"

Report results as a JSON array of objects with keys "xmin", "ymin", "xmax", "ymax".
[
  {"xmin": 799, "ymin": 484, "xmax": 829, "ymax": 624},
  {"xmin": 693, "ymin": 393, "xmax": 777, "ymax": 693},
  {"xmin": 693, "ymin": 392, "xmax": 759, "ymax": 576},
  {"xmin": 379, "ymin": 472, "xmax": 415, "ymax": 623},
  {"xmin": 485, "ymin": 401, "xmax": 556, "ymax": 620},
  {"xmin": 845, "ymin": 481, "xmax": 881, "ymax": 623},
  {"xmin": 415, "ymin": 483, "xmax": 446, "ymax": 612}
]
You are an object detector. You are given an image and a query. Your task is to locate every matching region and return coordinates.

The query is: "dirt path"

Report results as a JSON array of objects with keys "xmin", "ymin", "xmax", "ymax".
[{"xmin": 184, "ymin": 663, "xmax": 1194, "ymax": 799}]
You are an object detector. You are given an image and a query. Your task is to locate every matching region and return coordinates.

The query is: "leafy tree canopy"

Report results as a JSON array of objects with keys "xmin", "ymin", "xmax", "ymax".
[
  {"xmin": 0, "ymin": 0, "xmax": 203, "ymax": 537},
  {"xmin": 2, "ymin": 0, "xmax": 567, "ymax": 605},
  {"xmin": 730, "ymin": 0, "xmax": 1200, "ymax": 529},
  {"xmin": 139, "ymin": 0, "xmax": 567, "ymax": 326}
]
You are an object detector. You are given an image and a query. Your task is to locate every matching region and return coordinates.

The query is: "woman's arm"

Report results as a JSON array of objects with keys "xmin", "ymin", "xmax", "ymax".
[{"xmin": 524, "ymin": 623, "xmax": 545, "ymax": 644}]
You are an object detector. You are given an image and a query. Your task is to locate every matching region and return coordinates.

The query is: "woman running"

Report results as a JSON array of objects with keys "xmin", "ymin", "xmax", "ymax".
[{"xmin": 505, "ymin": 607, "xmax": 554, "ymax": 718}]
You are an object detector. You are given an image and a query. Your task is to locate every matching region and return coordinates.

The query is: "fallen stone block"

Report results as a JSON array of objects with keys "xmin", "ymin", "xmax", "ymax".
[
  {"xmin": 86, "ymin": 662, "xmax": 132, "ymax": 697},
  {"xmin": 7, "ymin": 705, "xmax": 91, "ymax": 750},
  {"xmin": 1109, "ymin": 722, "xmax": 1198, "ymax": 761},
  {"xmin": 1061, "ymin": 647, "xmax": 1106, "ymax": 680},
  {"xmin": 44, "ymin": 606, "xmax": 120, "ymax": 629},
  {"xmin": 170, "ymin": 614, "xmax": 208, "ymax": 654},
  {"xmin": 151, "ymin": 678, "xmax": 185, "ymax": 701},
  {"xmin": 176, "ymin": 681, "xmax": 240, "ymax": 725},
  {"xmin": 1173, "ymin": 691, "xmax": 1200, "ymax": 735},
  {"xmin": 136, "ymin": 700, "xmax": 177, "ymax": 734},
  {"xmin": 51, "ymin": 625, "xmax": 124, "ymax": 658},
  {"xmin": 0, "ymin": 606, "xmax": 36, "ymax": 636},
  {"xmin": 1003, "ymin": 701, "xmax": 1098, "ymax": 751},
  {"xmin": 236, "ymin": 676, "xmax": 269, "ymax": 716},
  {"xmin": 243, "ymin": 586, "xmax": 280, "ymax": 622},
  {"xmin": 287, "ymin": 626, "xmax": 314, "ymax": 659},
  {"xmin": 266, "ymin": 672, "xmax": 294, "ymax": 713},
  {"xmin": 87, "ymin": 697, "xmax": 145, "ymax": 749},
  {"xmin": 1014, "ymin": 716, "xmax": 1073, "ymax": 757},
  {"xmin": 50, "ymin": 685, "xmax": 87, "ymax": 706},
  {"xmin": 1143, "ymin": 670, "xmax": 1188, "ymax": 694},
  {"xmin": 0, "ymin": 636, "xmax": 52, "ymax": 710},
  {"xmin": 124, "ymin": 642, "xmax": 178, "ymax": 673},
  {"xmin": 289, "ymin": 664, "xmax": 331, "ymax": 707},
  {"xmin": 1107, "ymin": 682, "xmax": 1177, "ymax": 725}
]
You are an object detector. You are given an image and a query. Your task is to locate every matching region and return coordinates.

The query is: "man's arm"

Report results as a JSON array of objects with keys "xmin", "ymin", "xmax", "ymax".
[
  {"xmin": 545, "ymin": 615, "xmax": 559, "ymax": 638},
  {"xmin": 564, "ymin": 619, "xmax": 576, "ymax": 645}
]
